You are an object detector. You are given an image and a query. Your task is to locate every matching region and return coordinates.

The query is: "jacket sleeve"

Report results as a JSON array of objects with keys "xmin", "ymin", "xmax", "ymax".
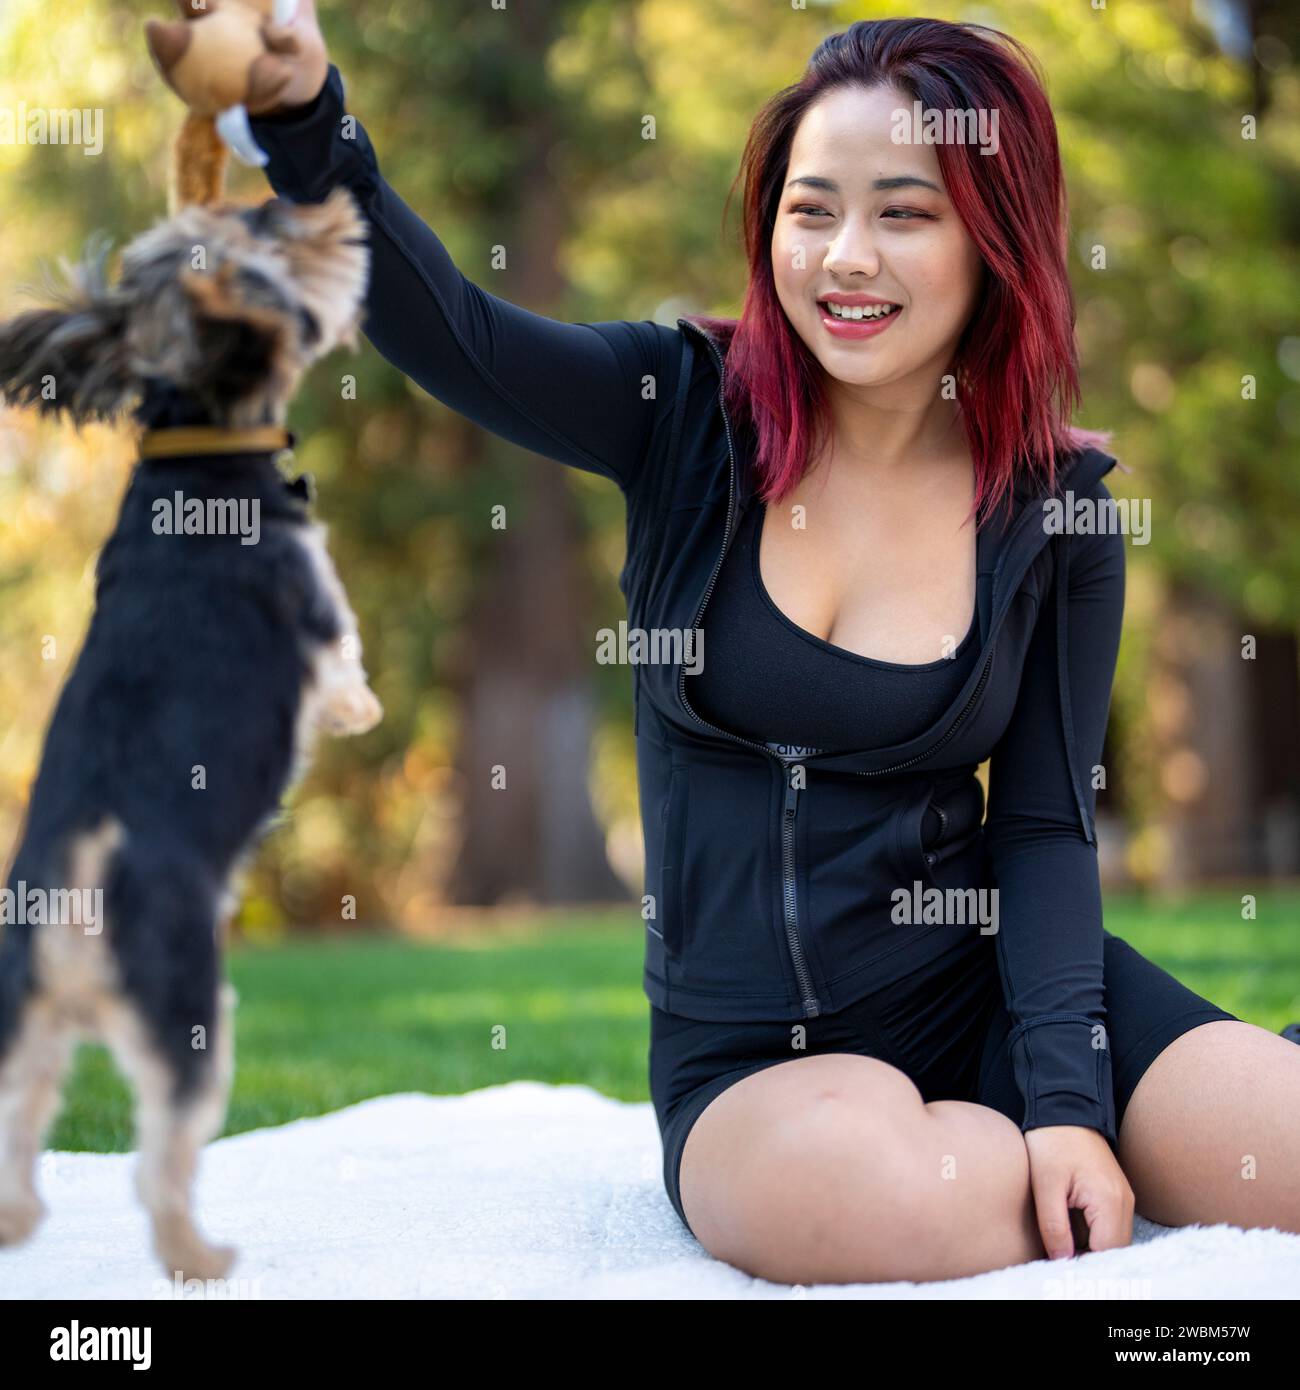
[
  {"xmin": 982, "ymin": 482, "xmax": 1126, "ymax": 1142},
  {"xmin": 247, "ymin": 64, "xmax": 663, "ymax": 494}
]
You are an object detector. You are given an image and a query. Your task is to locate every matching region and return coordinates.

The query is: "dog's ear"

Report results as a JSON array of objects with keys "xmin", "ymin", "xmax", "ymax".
[
  {"xmin": 0, "ymin": 233, "xmax": 137, "ymax": 426},
  {"xmin": 264, "ymin": 187, "xmax": 369, "ymax": 349}
]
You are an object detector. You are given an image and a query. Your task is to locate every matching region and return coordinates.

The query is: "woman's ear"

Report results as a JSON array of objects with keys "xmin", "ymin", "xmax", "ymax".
[{"xmin": 0, "ymin": 238, "xmax": 136, "ymax": 426}]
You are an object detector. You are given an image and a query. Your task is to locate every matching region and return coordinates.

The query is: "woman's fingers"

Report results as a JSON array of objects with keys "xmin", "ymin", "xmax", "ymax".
[
  {"xmin": 263, "ymin": 26, "xmax": 302, "ymax": 58},
  {"xmin": 1025, "ymin": 1125, "xmax": 1136, "ymax": 1261},
  {"xmin": 1080, "ymin": 1174, "xmax": 1135, "ymax": 1253},
  {"xmin": 250, "ymin": 0, "xmax": 329, "ymax": 116},
  {"xmin": 266, "ymin": 0, "xmax": 318, "ymax": 38},
  {"xmin": 1029, "ymin": 1163, "xmax": 1076, "ymax": 1259}
]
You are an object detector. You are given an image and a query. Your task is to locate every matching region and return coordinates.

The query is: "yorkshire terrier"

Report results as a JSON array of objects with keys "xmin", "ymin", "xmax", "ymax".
[{"xmin": 0, "ymin": 181, "xmax": 379, "ymax": 1280}]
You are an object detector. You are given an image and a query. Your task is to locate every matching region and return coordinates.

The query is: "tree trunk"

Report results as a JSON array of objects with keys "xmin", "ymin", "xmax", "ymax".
[
  {"xmin": 1147, "ymin": 580, "xmax": 1287, "ymax": 883},
  {"xmin": 445, "ymin": 10, "xmax": 628, "ymax": 907}
]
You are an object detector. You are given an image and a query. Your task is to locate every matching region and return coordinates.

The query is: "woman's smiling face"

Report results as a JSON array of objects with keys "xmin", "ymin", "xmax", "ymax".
[{"xmin": 771, "ymin": 83, "xmax": 985, "ymax": 392}]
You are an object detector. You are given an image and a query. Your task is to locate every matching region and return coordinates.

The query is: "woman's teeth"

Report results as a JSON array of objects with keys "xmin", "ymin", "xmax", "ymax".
[{"xmin": 823, "ymin": 302, "xmax": 900, "ymax": 320}]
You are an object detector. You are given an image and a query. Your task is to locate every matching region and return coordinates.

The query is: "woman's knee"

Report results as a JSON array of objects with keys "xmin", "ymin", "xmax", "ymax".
[
  {"xmin": 707, "ymin": 1110, "xmax": 926, "ymax": 1278},
  {"xmin": 683, "ymin": 1055, "xmax": 1032, "ymax": 1283}
]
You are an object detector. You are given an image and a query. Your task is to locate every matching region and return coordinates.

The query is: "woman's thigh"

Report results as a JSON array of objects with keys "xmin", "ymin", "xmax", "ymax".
[
  {"xmin": 1116, "ymin": 1019, "xmax": 1300, "ymax": 1232},
  {"xmin": 675, "ymin": 1051, "xmax": 1043, "ymax": 1284}
]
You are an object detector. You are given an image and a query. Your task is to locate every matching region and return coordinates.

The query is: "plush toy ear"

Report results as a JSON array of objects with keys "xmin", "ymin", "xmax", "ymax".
[
  {"xmin": 0, "ymin": 236, "xmax": 136, "ymax": 427},
  {"xmin": 143, "ymin": 17, "xmax": 194, "ymax": 101}
]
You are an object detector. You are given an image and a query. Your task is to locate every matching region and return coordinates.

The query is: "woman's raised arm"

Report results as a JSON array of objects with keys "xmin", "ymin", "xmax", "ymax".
[{"xmin": 248, "ymin": 45, "xmax": 665, "ymax": 494}]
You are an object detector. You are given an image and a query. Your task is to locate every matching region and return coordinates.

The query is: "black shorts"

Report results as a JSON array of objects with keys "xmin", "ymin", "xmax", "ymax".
[{"xmin": 649, "ymin": 928, "xmax": 1239, "ymax": 1238}]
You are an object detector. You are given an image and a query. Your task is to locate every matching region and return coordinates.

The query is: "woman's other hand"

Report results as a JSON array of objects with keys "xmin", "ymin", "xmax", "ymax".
[{"xmin": 1023, "ymin": 1125, "xmax": 1135, "ymax": 1258}]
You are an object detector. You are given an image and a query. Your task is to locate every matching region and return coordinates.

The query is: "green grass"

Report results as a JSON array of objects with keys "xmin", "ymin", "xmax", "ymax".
[{"xmin": 47, "ymin": 892, "xmax": 1300, "ymax": 1152}]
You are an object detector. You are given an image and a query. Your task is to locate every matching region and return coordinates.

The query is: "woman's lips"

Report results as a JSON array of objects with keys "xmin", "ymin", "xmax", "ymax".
[{"xmin": 817, "ymin": 302, "xmax": 902, "ymax": 340}]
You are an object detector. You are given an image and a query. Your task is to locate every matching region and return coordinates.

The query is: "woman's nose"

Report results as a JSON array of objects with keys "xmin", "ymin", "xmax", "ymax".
[{"xmin": 822, "ymin": 221, "xmax": 882, "ymax": 279}]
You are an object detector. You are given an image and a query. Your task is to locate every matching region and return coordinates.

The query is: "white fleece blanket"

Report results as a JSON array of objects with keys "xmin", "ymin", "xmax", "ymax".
[{"xmin": 4, "ymin": 1082, "xmax": 1298, "ymax": 1299}]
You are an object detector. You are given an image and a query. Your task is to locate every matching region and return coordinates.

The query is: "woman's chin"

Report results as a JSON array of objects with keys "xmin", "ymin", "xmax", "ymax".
[{"xmin": 811, "ymin": 347, "xmax": 906, "ymax": 388}]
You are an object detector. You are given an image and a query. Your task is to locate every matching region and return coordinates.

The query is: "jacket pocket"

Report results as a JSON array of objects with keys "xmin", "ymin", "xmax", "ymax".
[
  {"xmin": 656, "ymin": 766, "xmax": 689, "ymax": 959},
  {"xmin": 890, "ymin": 779, "xmax": 940, "ymax": 891},
  {"xmin": 921, "ymin": 774, "xmax": 986, "ymax": 881}
]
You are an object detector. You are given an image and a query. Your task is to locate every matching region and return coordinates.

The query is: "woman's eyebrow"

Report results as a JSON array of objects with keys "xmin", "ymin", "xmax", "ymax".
[{"xmin": 785, "ymin": 174, "xmax": 944, "ymax": 194}]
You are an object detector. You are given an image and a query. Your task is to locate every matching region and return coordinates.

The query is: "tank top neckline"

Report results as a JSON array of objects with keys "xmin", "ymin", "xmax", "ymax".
[{"xmin": 748, "ymin": 500, "xmax": 978, "ymax": 673}]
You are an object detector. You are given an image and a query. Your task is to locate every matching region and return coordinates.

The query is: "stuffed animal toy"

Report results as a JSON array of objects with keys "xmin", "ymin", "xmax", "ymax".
[{"xmin": 145, "ymin": 0, "xmax": 302, "ymax": 211}]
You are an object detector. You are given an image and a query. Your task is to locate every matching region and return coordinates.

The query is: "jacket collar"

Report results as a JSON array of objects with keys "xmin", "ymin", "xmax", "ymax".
[
  {"xmin": 675, "ymin": 314, "xmax": 1118, "ymax": 779},
  {"xmin": 676, "ymin": 313, "xmax": 1115, "ymax": 611}
]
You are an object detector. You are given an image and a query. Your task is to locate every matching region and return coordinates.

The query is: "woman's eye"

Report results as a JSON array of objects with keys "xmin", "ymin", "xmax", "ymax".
[{"xmin": 791, "ymin": 204, "xmax": 936, "ymax": 221}]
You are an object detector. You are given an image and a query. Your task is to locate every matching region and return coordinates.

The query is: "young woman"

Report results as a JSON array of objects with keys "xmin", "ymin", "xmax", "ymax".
[{"xmin": 246, "ymin": 8, "xmax": 1300, "ymax": 1283}]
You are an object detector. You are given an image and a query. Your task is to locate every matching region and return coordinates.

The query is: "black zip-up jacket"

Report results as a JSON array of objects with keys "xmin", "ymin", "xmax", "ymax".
[{"xmin": 250, "ymin": 66, "xmax": 1127, "ymax": 1142}]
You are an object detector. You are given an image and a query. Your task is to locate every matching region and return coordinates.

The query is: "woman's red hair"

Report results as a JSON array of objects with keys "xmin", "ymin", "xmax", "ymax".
[{"xmin": 685, "ymin": 17, "xmax": 1108, "ymax": 527}]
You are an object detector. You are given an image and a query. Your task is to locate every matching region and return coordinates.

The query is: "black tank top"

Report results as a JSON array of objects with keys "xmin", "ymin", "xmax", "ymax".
[{"xmin": 684, "ymin": 501, "xmax": 980, "ymax": 756}]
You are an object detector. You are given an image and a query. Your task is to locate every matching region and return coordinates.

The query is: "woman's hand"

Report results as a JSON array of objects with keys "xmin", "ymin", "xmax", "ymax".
[
  {"xmin": 248, "ymin": 0, "xmax": 330, "ymax": 118},
  {"xmin": 1023, "ymin": 1125, "xmax": 1134, "ymax": 1258}
]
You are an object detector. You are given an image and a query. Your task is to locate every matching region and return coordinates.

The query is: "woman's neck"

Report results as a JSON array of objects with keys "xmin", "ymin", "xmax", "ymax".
[
  {"xmin": 824, "ymin": 370, "xmax": 963, "ymax": 465},
  {"xmin": 810, "ymin": 375, "xmax": 968, "ymax": 492}
]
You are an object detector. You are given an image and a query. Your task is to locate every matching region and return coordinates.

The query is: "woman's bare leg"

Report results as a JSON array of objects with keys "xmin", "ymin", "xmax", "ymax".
[
  {"xmin": 678, "ymin": 1051, "xmax": 1044, "ymax": 1284},
  {"xmin": 1117, "ymin": 1020, "xmax": 1300, "ymax": 1233}
]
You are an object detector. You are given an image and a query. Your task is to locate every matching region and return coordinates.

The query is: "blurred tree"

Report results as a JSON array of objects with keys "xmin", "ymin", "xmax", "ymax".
[{"xmin": 1, "ymin": 0, "xmax": 1297, "ymax": 921}]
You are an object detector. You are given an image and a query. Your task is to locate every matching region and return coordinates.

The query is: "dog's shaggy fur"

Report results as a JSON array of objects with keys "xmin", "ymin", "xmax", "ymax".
[{"xmin": 0, "ymin": 185, "xmax": 379, "ymax": 1279}]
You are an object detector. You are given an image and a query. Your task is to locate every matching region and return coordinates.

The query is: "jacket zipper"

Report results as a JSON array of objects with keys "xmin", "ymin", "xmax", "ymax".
[
  {"xmin": 674, "ymin": 319, "xmax": 999, "ymax": 1019},
  {"xmin": 675, "ymin": 323, "xmax": 822, "ymax": 1016},
  {"xmin": 781, "ymin": 774, "xmax": 819, "ymax": 1013}
]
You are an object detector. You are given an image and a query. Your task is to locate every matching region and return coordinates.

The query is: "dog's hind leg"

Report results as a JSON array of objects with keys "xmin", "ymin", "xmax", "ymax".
[
  {"xmin": 102, "ymin": 981, "xmax": 237, "ymax": 1281},
  {"xmin": 0, "ymin": 818, "xmax": 126, "ymax": 1243},
  {"xmin": 0, "ymin": 995, "xmax": 77, "ymax": 1245},
  {"xmin": 99, "ymin": 837, "xmax": 239, "ymax": 1280}
]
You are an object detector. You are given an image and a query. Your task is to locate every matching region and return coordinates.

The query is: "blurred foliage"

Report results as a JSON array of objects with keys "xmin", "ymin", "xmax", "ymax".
[{"xmin": 0, "ymin": 1, "xmax": 1297, "ymax": 926}]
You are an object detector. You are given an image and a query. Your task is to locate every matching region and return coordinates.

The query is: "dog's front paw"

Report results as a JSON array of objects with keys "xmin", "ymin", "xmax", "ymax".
[
  {"xmin": 0, "ymin": 1190, "xmax": 46, "ymax": 1245},
  {"xmin": 319, "ymin": 683, "xmax": 383, "ymax": 737}
]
